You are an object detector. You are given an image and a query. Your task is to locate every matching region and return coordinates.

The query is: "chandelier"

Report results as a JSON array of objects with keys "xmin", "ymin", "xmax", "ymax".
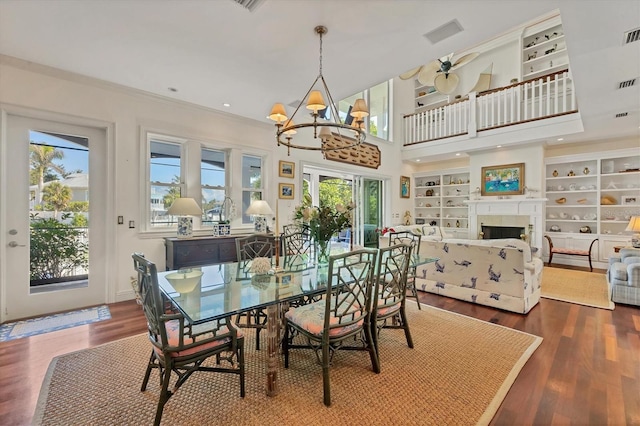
[{"xmin": 268, "ymin": 26, "xmax": 369, "ymax": 156}]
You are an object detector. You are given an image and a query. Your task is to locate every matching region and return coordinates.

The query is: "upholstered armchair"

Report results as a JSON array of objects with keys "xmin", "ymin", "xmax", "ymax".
[{"xmin": 608, "ymin": 248, "xmax": 640, "ymax": 306}]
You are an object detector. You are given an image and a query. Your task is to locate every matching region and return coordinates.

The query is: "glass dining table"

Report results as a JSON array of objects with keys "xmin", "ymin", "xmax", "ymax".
[{"xmin": 157, "ymin": 247, "xmax": 437, "ymax": 397}]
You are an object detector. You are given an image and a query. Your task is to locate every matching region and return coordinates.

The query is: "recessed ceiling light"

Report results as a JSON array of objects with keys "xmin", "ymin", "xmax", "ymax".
[
  {"xmin": 223, "ymin": 103, "xmax": 231, "ymax": 107},
  {"xmin": 416, "ymin": 159, "xmax": 421, "ymax": 162},
  {"xmin": 496, "ymin": 145, "xmax": 502, "ymax": 148},
  {"xmin": 557, "ymin": 138, "xmax": 564, "ymax": 141},
  {"xmin": 168, "ymin": 87, "xmax": 178, "ymax": 92},
  {"xmin": 455, "ymin": 153, "xmax": 461, "ymax": 156}
]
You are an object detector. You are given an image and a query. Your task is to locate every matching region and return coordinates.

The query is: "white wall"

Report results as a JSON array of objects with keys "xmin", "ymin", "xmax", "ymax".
[{"xmin": 0, "ymin": 58, "xmax": 404, "ymax": 305}]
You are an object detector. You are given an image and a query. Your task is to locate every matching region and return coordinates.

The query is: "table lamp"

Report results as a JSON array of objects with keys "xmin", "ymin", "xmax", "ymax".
[
  {"xmin": 167, "ymin": 197, "xmax": 202, "ymax": 238},
  {"xmin": 245, "ymin": 200, "xmax": 274, "ymax": 233},
  {"xmin": 625, "ymin": 216, "xmax": 640, "ymax": 248}
]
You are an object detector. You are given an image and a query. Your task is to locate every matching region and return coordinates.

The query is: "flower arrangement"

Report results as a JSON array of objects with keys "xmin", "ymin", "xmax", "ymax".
[
  {"xmin": 293, "ymin": 194, "xmax": 354, "ymax": 243},
  {"xmin": 375, "ymin": 226, "xmax": 395, "ymax": 236}
]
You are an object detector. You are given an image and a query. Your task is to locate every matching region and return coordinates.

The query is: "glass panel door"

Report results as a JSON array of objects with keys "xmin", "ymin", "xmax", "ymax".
[{"xmin": 2, "ymin": 115, "xmax": 107, "ymax": 321}]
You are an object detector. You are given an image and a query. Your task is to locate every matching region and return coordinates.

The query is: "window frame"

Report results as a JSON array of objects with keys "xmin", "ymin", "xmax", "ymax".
[{"xmin": 140, "ymin": 128, "xmax": 271, "ymax": 235}]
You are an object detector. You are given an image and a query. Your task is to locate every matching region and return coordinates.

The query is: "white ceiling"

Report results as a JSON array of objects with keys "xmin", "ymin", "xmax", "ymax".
[{"xmin": 0, "ymin": 0, "xmax": 638, "ymax": 148}]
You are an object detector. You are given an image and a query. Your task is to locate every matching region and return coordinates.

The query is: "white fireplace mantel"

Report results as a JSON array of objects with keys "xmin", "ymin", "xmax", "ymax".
[{"xmin": 464, "ymin": 198, "xmax": 547, "ymax": 248}]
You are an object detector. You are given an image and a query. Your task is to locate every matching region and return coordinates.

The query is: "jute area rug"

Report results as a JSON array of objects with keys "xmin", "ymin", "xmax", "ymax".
[
  {"xmin": 541, "ymin": 266, "xmax": 614, "ymax": 310},
  {"xmin": 34, "ymin": 304, "xmax": 541, "ymax": 426}
]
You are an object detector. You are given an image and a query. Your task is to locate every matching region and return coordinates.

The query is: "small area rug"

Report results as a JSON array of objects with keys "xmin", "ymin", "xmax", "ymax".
[
  {"xmin": 33, "ymin": 304, "xmax": 541, "ymax": 426},
  {"xmin": 0, "ymin": 305, "xmax": 111, "ymax": 342},
  {"xmin": 541, "ymin": 266, "xmax": 614, "ymax": 310}
]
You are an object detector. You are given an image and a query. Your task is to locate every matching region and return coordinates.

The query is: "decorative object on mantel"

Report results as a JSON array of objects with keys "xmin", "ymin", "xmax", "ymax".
[
  {"xmin": 625, "ymin": 216, "xmax": 640, "ymax": 248},
  {"xmin": 166, "ymin": 197, "xmax": 202, "ymax": 239},
  {"xmin": 555, "ymin": 197, "xmax": 567, "ymax": 204},
  {"xmin": 480, "ymin": 163, "xmax": 525, "ymax": 196},
  {"xmin": 245, "ymin": 200, "xmax": 274, "ymax": 233},
  {"xmin": 267, "ymin": 26, "xmax": 369, "ymax": 156},
  {"xmin": 322, "ymin": 132, "xmax": 381, "ymax": 169}
]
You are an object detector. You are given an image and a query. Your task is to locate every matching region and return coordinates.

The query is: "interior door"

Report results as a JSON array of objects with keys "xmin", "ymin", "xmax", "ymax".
[{"xmin": 1, "ymin": 114, "xmax": 108, "ymax": 321}]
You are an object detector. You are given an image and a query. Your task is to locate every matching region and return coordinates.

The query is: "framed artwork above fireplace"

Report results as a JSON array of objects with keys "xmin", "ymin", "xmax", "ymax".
[{"xmin": 481, "ymin": 163, "xmax": 525, "ymax": 196}]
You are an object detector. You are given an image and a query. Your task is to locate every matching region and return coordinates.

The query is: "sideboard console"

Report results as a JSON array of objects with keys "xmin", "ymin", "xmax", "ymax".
[{"xmin": 164, "ymin": 235, "xmax": 241, "ymax": 270}]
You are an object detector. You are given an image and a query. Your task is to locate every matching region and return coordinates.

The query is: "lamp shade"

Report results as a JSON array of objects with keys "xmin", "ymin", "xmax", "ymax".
[
  {"xmin": 350, "ymin": 98, "xmax": 369, "ymax": 118},
  {"xmin": 625, "ymin": 216, "xmax": 640, "ymax": 232},
  {"xmin": 268, "ymin": 103, "xmax": 287, "ymax": 123},
  {"xmin": 167, "ymin": 198, "xmax": 202, "ymax": 216},
  {"xmin": 283, "ymin": 119, "xmax": 297, "ymax": 135},
  {"xmin": 167, "ymin": 197, "xmax": 202, "ymax": 216},
  {"xmin": 306, "ymin": 90, "xmax": 326, "ymax": 112},
  {"xmin": 626, "ymin": 216, "xmax": 640, "ymax": 248},
  {"xmin": 318, "ymin": 126, "xmax": 332, "ymax": 141},
  {"xmin": 245, "ymin": 200, "xmax": 274, "ymax": 216}
]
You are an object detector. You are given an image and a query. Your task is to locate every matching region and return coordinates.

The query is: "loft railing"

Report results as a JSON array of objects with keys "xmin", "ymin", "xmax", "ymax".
[{"xmin": 403, "ymin": 69, "xmax": 577, "ymax": 146}]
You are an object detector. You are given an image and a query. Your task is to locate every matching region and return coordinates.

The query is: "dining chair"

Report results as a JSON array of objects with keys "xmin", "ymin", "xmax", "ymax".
[
  {"xmin": 372, "ymin": 243, "xmax": 414, "ymax": 356},
  {"xmin": 281, "ymin": 229, "xmax": 312, "ymax": 270},
  {"xmin": 282, "ymin": 249, "xmax": 380, "ymax": 406},
  {"xmin": 235, "ymin": 233, "xmax": 274, "ymax": 350},
  {"xmin": 132, "ymin": 253, "xmax": 245, "ymax": 426},
  {"xmin": 387, "ymin": 230, "xmax": 422, "ymax": 310}
]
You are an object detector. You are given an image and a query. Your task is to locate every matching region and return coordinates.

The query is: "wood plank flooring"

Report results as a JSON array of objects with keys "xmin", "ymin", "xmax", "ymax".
[{"xmin": 0, "ymin": 269, "xmax": 638, "ymax": 425}]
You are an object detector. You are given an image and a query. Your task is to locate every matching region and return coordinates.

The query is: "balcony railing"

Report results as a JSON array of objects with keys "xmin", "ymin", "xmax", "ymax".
[{"xmin": 403, "ymin": 69, "xmax": 577, "ymax": 146}]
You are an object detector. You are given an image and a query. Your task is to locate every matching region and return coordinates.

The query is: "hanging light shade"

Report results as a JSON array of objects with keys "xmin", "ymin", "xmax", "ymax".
[
  {"xmin": 268, "ymin": 25, "xmax": 368, "ymax": 156},
  {"xmin": 306, "ymin": 91, "xmax": 326, "ymax": 113},
  {"xmin": 351, "ymin": 99, "xmax": 369, "ymax": 119},
  {"xmin": 268, "ymin": 103, "xmax": 287, "ymax": 123}
]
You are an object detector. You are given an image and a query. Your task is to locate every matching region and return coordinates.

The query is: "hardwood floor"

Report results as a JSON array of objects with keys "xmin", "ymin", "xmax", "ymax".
[{"xmin": 1, "ymin": 269, "xmax": 638, "ymax": 425}]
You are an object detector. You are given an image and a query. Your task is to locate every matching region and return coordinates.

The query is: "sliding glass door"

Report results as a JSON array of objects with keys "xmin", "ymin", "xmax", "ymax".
[{"xmin": 353, "ymin": 176, "xmax": 383, "ymax": 248}]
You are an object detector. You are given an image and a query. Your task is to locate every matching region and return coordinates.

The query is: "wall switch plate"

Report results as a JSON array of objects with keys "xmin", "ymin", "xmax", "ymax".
[
  {"xmin": 117, "ymin": 216, "xmax": 124, "ymax": 224},
  {"xmin": 129, "ymin": 220, "xmax": 135, "ymax": 229}
]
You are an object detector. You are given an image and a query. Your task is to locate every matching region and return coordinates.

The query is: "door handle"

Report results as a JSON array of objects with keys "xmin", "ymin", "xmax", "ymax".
[{"xmin": 8, "ymin": 241, "xmax": 26, "ymax": 248}]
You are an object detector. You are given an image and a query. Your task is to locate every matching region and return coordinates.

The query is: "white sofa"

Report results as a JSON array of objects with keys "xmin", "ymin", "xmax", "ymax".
[{"xmin": 414, "ymin": 238, "xmax": 543, "ymax": 314}]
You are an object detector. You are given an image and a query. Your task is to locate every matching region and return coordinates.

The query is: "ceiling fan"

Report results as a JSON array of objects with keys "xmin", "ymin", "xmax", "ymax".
[{"xmin": 400, "ymin": 52, "xmax": 480, "ymax": 94}]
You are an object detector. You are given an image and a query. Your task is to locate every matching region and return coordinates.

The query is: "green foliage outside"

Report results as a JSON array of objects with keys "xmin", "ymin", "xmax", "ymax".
[
  {"xmin": 68, "ymin": 201, "xmax": 89, "ymax": 212},
  {"xmin": 42, "ymin": 182, "xmax": 72, "ymax": 216},
  {"xmin": 30, "ymin": 144, "xmax": 65, "ymax": 206},
  {"xmin": 318, "ymin": 178, "xmax": 352, "ymax": 209},
  {"xmin": 163, "ymin": 175, "xmax": 181, "ymax": 209},
  {"xmin": 30, "ymin": 213, "xmax": 88, "ymax": 281},
  {"xmin": 71, "ymin": 213, "xmax": 88, "ymax": 227}
]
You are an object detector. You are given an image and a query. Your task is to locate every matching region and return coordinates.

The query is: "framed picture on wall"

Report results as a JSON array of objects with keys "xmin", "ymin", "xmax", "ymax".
[
  {"xmin": 480, "ymin": 163, "xmax": 525, "ymax": 196},
  {"xmin": 279, "ymin": 160, "xmax": 295, "ymax": 178},
  {"xmin": 279, "ymin": 183, "xmax": 294, "ymax": 199},
  {"xmin": 400, "ymin": 176, "xmax": 410, "ymax": 198}
]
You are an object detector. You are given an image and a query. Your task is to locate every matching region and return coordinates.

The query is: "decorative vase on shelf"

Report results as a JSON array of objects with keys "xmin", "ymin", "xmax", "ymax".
[
  {"xmin": 552, "ymin": 170, "xmax": 558, "ymax": 177},
  {"xmin": 583, "ymin": 167, "xmax": 590, "ymax": 175}
]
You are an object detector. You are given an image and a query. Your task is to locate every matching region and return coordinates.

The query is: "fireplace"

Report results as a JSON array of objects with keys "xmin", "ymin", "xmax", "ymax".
[
  {"xmin": 481, "ymin": 225, "xmax": 525, "ymax": 240},
  {"xmin": 466, "ymin": 198, "xmax": 546, "ymax": 249}
]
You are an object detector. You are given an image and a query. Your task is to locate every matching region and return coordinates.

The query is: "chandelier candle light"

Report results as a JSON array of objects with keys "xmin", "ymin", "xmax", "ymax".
[
  {"xmin": 245, "ymin": 200, "xmax": 274, "ymax": 233},
  {"xmin": 167, "ymin": 197, "xmax": 202, "ymax": 239},
  {"xmin": 268, "ymin": 26, "xmax": 369, "ymax": 156}
]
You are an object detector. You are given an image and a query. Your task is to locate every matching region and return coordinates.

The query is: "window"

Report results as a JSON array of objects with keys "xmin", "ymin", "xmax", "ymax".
[
  {"xmin": 201, "ymin": 148, "xmax": 228, "ymax": 224},
  {"xmin": 338, "ymin": 79, "xmax": 392, "ymax": 141},
  {"xmin": 149, "ymin": 139, "xmax": 182, "ymax": 228},
  {"xmin": 241, "ymin": 155, "xmax": 263, "ymax": 224},
  {"xmin": 144, "ymin": 131, "xmax": 267, "ymax": 233}
]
